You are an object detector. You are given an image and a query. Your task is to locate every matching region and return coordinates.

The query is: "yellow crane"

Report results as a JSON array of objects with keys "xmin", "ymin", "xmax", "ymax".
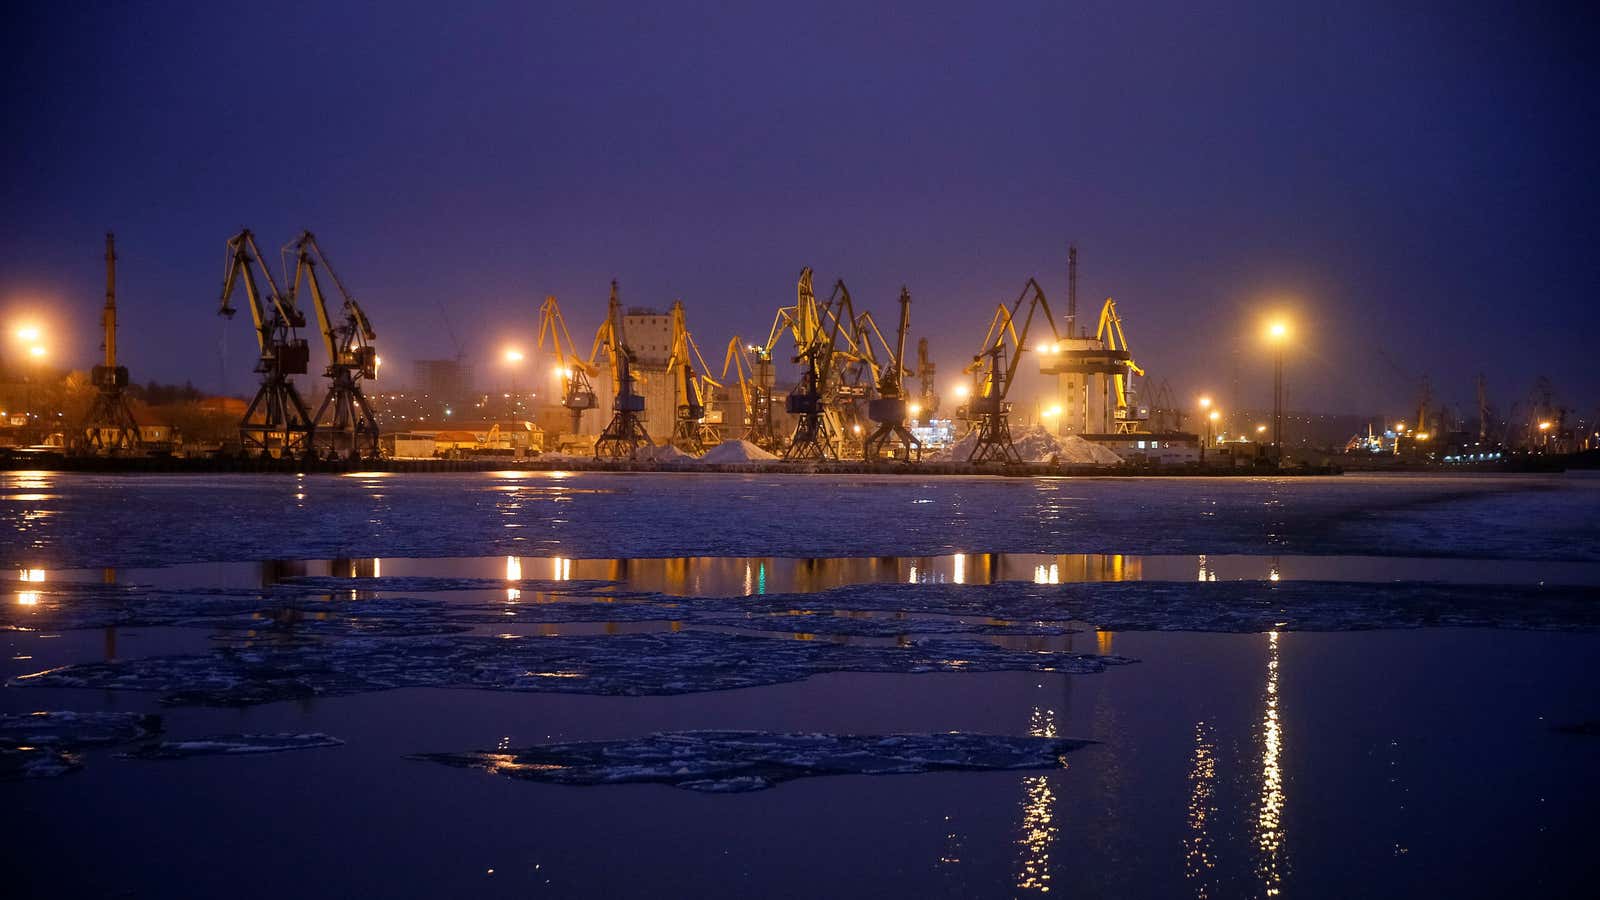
[
  {"xmin": 219, "ymin": 228, "xmax": 313, "ymax": 458},
  {"xmin": 75, "ymin": 233, "xmax": 142, "ymax": 455},
  {"xmin": 589, "ymin": 280, "xmax": 651, "ymax": 459},
  {"xmin": 764, "ymin": 269, "xmax": 857, "ymax": 459},
  {"xmin": 285, "ymin": 231, "xmax": 380, "ymax": 460},
  {"xmin": 720, "ymin": 337, "xmax": 782, "ymax": 451},
  {"xmin": 1093, "ymin": 297, "xmax": 1146, "ymax": 434},
  {"xmin": 665, "ymin": 300, "xmax": 724, "ymax": 453},
  {"xmin": 960, "ymin": 278, "xmax": 1063, "ymax": 463},
  {"xmin": 863, "ymin": 286, "xmax": 920, "ymax": 461},
  {"xmin": 534, "ymin": 295, "xmax": 599, "ymax": 439}
]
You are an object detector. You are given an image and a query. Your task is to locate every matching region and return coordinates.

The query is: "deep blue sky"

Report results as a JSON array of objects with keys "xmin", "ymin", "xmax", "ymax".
[{"xmin": 2, "ymin": 1, "xmax": 1594, "ymax": 418}]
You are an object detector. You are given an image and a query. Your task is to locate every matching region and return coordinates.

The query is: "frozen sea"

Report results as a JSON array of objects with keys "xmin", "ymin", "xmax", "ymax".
[{"xmin": 3, "ymin": 470, "xmax": 1598, "ymax": 898}]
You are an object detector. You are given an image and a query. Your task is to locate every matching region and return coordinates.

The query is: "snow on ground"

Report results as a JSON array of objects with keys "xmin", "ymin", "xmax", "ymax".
[
  {"xmin": 930, "ymin": 425, "xmax": 1122, "ymax": 465},
  {"xmin": 698, "ymin": 440, "xmax": 778, "ymax": 463},
  {"xmin": 414, "ymin": 730, "xmax": 1093, "ymax": 792}
]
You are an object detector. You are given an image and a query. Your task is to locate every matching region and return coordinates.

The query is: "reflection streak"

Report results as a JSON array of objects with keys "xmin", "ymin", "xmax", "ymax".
[
  {"xmin": 1016, "ymin": 706, "xmax": 1059, "ymax": 893},
  {"xmin": 1186, "ymin": 720, "xmax": 1217, "ymax": 898},
  {"xmin": 1257, "ymin": 631, "xmax": 1286, "ymax": 896}
]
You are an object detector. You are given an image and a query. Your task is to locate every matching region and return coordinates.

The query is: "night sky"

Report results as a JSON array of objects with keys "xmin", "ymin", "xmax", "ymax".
[{"xmin": 2, "ymin": 1, "xmax": 1593, "ymax": 418}]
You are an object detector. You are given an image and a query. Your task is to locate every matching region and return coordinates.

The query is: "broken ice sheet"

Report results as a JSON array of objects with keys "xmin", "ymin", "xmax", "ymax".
[
  {"xmin": 11, "ymin": 631, "xmax": 1132, "ymax": 707},
  {"xmin": 412, "ymin": 730, "xmax": 1093, "ymax": 792},
  {"xmin": 119, "ymin": 733, "xmax": 343, "ymax": 759},
  {"xmin": 0, "ymin": 711, "xmax": 163, "ymax": 780}
]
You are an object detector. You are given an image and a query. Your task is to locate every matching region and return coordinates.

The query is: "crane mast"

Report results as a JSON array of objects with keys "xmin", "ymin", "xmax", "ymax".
[
  {"xmin": 285, "ymin": 231, "xmax": 380, "ymax": 460},
  {"xmin": 591, "ymin": 280, "xmax": 652, "ymax": 459},
  {"xmin": 863, "ymin": 286, "xmax": 920, "ymax": 461},
  {"xmin": 220, "ymin": 228, "xmax": 313, "ymax": 458},
  {"xmin": 74, "ymin": 232, "xmax": 143, "ymax": 454}
]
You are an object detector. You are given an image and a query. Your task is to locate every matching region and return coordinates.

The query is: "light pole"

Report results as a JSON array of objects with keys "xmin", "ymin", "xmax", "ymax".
[
  {"xmin": 1266, "ymin": 321, "xmax": 1289, "ymax": 460},
  {"xmin": 503, "ymin": 349, "xmax": 524, "ymax": 417},
  {"xmin": 13, "ymin": 326, "xmax": 47, "ymax": 441},
  {"xmin": 1197, "ymin": 396, "xmax": 1212, "ymax": 463}
]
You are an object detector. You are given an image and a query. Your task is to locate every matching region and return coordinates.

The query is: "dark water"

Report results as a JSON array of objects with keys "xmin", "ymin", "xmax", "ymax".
[
  {"xmin": 6, "ymin": 628, "xmax": 1597, "ymax": 898},
  {"xmin": 4, "ymin": 472, "xmax": 1600, "ymax": 897}
]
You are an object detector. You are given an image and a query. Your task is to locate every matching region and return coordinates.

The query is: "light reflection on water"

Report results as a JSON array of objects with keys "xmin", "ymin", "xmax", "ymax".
[
  {"xmin": 1017, "ymin": 705, "xmax": 1060, "ymax": 893},
  {"xmin": 1186, "ymin": 720, "xmax": 1218, "ymax": 898},
  {"xmin": 1257, "ymin": 631, "xmax": 1287, "ymax": 896}
]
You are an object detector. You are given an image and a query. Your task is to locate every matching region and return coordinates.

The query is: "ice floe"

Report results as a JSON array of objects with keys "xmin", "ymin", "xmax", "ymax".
[
  {"xmin": 120, "ymin": 733, "xmax": 343, "ymax": 759},
  {"xmin": 11, "ymin": 631, "xmax": 1131, "ymax": 706},
  {"xmin": 0, "ymin": 711, "xmax": 162, "ymax": 780},
  {"xmin": 412, "ymin": 730, "xmax": 1092, "ymax": 792}
]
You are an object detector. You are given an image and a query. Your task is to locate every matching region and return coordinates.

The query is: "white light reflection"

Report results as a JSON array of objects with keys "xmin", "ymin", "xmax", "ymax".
[
  {"xmin": 18, "ymin": 568, "xmax": 46, "ymax": 582},
  {"xmin": 551, "ymin": 557, "xmax": 572, "ymax": 581},
  {"xmin": 505, "ymin": 555, "xmax": 523, "ymax": 601},
  {"xmin": 17, "ymin": 590, "xmax": 40, "ymax": 606},
  {"xmin": 1016, "ymin": 706, "xmax": 1059, "ymax": 893},
  {"xmin": 1186, "ymin": 720, "xmax": 1217, "ymax": 898},
  {"xmin": 1032, "ymin": 564, "xmax": 1060, "ymax": 585},
  {"xmin": 1257, "ymin": 631, "xmax": 1286, "ymax": 895},
  {"xmin": 953, "ymin": 553, "xmax": 966, "ymax": 585}
]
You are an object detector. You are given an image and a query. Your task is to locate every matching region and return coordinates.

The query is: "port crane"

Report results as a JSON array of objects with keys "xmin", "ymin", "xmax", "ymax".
[
  {"xmin": 960, "ymin": 278, "xmax": 1063, "ymax": 463},
  {"xmin": 862, "ymin": 286, "xmax": 920, "ymax": 461},
  {"xmin": 666, "ymin": 300, "xmax": 723, "ymax": 453},
  {"xmin": 534, "ymin": 295, "xmax": 599, "ymax": 438},
  {"xmin": 285, "ymin": 231, "xmax": 380, "ymax": 459},
  {"xmin": 219, "ymin": 228, "xmax": 313, "ymax": 458},
  {"xmin": 75, "ymin": 233, "xmax": 143, "ymax": 454},
  {"xmin": 590, "ymin": 280, "xmax": 652, "ymax": 459},
  {"xmin": 766, "ymin": 269, "xmax": 855, "ymax": 459},
  {"xmin": 720, "ymin": 338, "xmax": 780, "ymax": 451},
  {"xmin": 1093, "ymin": 297, "xmax": 1146, "ymax": 434}
]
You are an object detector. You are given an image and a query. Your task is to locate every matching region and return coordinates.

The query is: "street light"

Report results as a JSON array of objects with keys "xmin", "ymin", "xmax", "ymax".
[
  {"xmin": 1265, "ymin": 320, "xmax": 1290, "ymax": 460},
  {"xmin": 503, "ymin": 349, "xmax": 525, "ymax": 416}
]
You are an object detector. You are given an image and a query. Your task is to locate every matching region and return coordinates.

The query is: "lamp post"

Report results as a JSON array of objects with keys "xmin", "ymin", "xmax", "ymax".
[
  {"xmin": 1266, "ymin": 321, "xmax": 1289, "ymax": 460},
  {"xmin": 13, "ymin": 327, "xmax": 47, "ymax": 442},
  {"xmin": 503, "ymin": 349, "xmax": 524, "ymax": 416},
  {"xmin": 1197, "ymin": 396, "xmax": 1212, "ymax": 463}
]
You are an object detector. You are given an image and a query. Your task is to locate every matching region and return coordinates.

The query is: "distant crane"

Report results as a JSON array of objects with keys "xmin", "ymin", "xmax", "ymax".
[
  {"xmin": 766, "ymin": 269, "xmax": 853, "ymax": 460},
  {"xmin": 219, "ymin": 228, "xmax": 313, "ymax": 458},
  {"xmin": 720, "ymin": 338, "xmax": 780, "ymax": 451},
  {"xmin": 534, "ymin": 295, "xmax": 598, "ymax": 439},
  {"xmin": 961, "ymin": 278, "xmax": 1063, "ymax": 463},
  {"xmin": 666, "ymin": 300, "xmax": 723, "ymax": 453},
  {"xmin": 863, "ymin": 287, "xmax": 920, "ymax": 461},
  {"xmin": 74, "ymin": 232, "xmax": 142, "ymax": 455},
  {"xmin": 590, "ymin": 280, "xmax": 651, "ymax": 459},
  {"xmin": 1093, "ymin": 297, "xmax": 1146, "ymax": 433},
  {"xmin": 285, "ymin": 231, "xmax": 380, "ymax": 460}
]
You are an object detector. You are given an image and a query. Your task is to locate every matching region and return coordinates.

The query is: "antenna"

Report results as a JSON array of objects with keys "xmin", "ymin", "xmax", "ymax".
[{"xmin": 1066, "ymin": 243, "xmax": 1078, "ymax": 338}]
